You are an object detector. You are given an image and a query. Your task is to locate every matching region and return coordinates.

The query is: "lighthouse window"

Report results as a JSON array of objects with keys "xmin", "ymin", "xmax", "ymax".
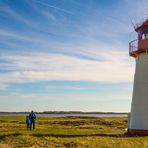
[{"xmin": 142, "ymin": 28, "xmax": 148, "ymax": 39}]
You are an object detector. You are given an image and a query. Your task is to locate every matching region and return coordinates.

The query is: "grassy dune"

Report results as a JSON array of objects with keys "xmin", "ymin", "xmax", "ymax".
[{"xmin": 0, "ymin": 116, "xmax": 148, "ymax": 148}]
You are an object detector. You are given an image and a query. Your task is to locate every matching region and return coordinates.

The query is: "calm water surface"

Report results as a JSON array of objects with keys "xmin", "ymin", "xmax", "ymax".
[{"xmin": 0, "ymin": 113, "xmax": 127, "ymax": 117}]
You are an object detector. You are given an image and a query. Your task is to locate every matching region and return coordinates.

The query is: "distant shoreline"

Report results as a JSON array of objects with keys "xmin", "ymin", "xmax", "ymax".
[{"xmin": 0, "ymin": 111, "xmax": 128, "ymax": 117}]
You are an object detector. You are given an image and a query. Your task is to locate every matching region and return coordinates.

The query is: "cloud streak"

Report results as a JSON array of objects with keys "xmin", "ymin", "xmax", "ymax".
[
  {"xmin": 0, "ymin": 50, "xmax": 134, "ymax": 90},
  {"xmin": 31, "ymin": 0, "xmax": 73, "ymax": 14}
]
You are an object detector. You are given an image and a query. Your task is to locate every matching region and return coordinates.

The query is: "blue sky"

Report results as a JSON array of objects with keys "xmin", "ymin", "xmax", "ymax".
[{"xmin": 0, "ymin": 0, "xmax": 147, "ymax": 112}]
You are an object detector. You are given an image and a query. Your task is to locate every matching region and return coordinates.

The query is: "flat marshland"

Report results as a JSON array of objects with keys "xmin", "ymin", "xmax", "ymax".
[{"xmin": 0, "ymin": 116, "xmax": 148, "ymax": 148}]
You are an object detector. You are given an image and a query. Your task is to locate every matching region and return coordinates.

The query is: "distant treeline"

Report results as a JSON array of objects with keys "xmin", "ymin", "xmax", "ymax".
[{"xmin": 0, "ymin": 111, "xmax": 128, "ymax": 114}]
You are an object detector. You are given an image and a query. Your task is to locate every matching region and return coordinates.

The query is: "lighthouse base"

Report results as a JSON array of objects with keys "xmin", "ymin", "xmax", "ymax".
[{"xmin": 127, "ymin": 129, "xmax": 148, "ymax": 136}]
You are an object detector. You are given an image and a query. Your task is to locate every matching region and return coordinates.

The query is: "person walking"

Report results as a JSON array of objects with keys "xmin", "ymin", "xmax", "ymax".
[{"xmin": 29, "ymin": 110, "xmax": 36, "ymax": 130}]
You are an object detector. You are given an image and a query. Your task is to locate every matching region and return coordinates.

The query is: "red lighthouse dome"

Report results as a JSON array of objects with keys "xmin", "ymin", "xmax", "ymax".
[{"xmin": 129, "ymin": 19, "xmax": 148, "ymax": 57}]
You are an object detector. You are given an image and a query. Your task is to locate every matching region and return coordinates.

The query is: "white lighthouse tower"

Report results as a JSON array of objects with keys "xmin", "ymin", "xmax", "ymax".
[{"xmin": 128, "ymin": 19, "xmax": 148, "ymax": 135}]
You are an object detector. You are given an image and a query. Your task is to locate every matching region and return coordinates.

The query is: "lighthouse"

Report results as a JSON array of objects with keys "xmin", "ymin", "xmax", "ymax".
[{"xmin": 128, "ymin": 19, "xmax": 148, "ymax": 135}]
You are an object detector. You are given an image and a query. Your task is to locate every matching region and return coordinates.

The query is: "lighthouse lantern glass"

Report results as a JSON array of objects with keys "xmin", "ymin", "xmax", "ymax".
[{"xmin": 141, "ymin": 28, "xmax": 148, "ymax": 39}]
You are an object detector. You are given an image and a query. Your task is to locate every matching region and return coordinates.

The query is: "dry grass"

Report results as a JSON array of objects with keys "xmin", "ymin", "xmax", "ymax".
[{"xmin": 0, "ymin": 116, "xmax": 148, "ymax": 148}]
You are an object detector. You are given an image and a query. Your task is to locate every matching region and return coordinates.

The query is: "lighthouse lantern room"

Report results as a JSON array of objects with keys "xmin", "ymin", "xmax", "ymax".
[
  {"xmin": 128, "ymin": 19, "xmax": 148, "ymax": 135},
  {"xmin": 129, "ymin": 19, "xmax": 148, "ymax": 57}
]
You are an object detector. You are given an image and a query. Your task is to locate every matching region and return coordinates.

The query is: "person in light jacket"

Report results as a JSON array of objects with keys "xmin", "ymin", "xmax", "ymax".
[{"xmin": 26, "ymin": 115, "xmax": 31, "ymax": 129}]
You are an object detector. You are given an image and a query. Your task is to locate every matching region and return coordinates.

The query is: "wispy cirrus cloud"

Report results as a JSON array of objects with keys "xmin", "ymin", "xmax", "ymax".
[
  {"xmin": 0, "ymin": 50, "xmax": 134, "ymax": 90},
  {"xmin": 0, "ymin": 1, "xmax": 135, "ymax": 91},
  {"xmin": 46, "ymin": 86, "xmax": 87, "ymax": 91},
  {"xmin": 31, "ymin": 0, "xmax": 73, "ymax": 15},
  {"xmin": 0, "ymin": 4, "xmax": 33, "ymax": 26},
  {"xmin": 0, "ymin": 84, "xmax": 7, "ymax": 91}
]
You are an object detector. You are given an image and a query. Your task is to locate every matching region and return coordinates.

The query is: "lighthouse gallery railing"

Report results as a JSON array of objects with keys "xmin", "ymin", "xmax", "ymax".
[
  {"xmin": 129, "ymin": 38, "xmax": 148, "ymax": 55},
  {"xmin": 129, "ymin": 39, "xmax": 138, "ymax": 53}
]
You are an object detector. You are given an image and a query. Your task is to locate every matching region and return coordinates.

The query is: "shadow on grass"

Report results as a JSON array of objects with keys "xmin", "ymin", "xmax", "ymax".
[
  {"xmin": 1, "ymin": 132, "xmax": 146, "ymax": 139},
  {"xmin": 32, "ymin": 133, "xmax": 127, "ymax": 138},
  {"xmin": 0, "ymin": 133, "xmax": 22, "ymax": 140}
]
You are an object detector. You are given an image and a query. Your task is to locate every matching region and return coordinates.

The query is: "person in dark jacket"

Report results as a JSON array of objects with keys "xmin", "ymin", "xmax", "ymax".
[{"xmin": 29, "ymin": 110, "xmax": 36, "ymax": 130}]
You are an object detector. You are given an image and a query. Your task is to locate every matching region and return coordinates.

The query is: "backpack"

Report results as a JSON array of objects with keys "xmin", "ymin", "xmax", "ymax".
[
  {"xmin": 29, "ymin": 112, "xmax": 36, "ymax": 120},
  {"xmin": 26, "ymin": 116, "xmax": 31, "ymax": 125}
]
